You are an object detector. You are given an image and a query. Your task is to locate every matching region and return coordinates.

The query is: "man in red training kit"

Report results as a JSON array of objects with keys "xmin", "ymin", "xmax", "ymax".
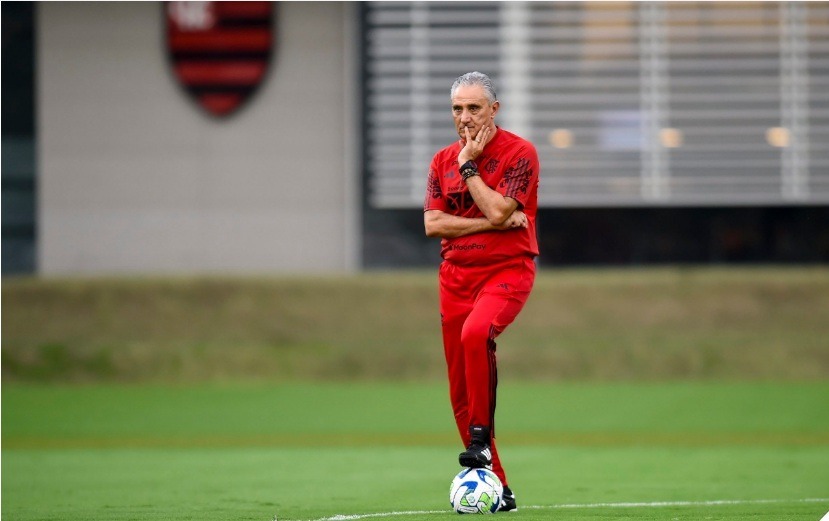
[{"xmin": 424, "ymin": 71, "xmax": 539, "ymax": 513}]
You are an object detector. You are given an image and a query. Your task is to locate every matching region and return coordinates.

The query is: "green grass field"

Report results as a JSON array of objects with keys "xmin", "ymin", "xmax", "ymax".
[
  {"xmin": 4, "ymin": 267, "xmax": 829, "ymax": 382},
  {"xmin": 4, "ymin": 382, "xmax": 829, "ymax": 520},
  {"xmin": 4, "ymin": 269, "xmax": 829, "ymax": 519}
]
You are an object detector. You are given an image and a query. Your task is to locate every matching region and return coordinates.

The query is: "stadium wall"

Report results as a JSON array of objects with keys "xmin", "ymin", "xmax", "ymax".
[{"xmin": 37, "ymin": 2, "xmax": 359, "ymax": 274}]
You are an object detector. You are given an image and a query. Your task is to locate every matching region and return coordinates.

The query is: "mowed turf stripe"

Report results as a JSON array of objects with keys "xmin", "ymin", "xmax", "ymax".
[
  {"xmin": 5, "ymin": 429, "xmax": 829, "ymax": 450},
  {"xmin": 296, "ymin": 498, "xmax": 829, "ymax": 521}
]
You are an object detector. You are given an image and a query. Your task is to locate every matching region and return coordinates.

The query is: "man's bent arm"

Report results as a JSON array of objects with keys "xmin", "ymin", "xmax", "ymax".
[
  {"xmin": 457, "ymin": 127, "xmax": 519, "ymax": 226},
  {"xmin": 424, "ymin": 210, "xmax": 495, "ymax": 239},
  {"xmin": 464, "ymin": 176, "xmax": 520, "ymax": 226},
  {"xmin": 424, "ymin": 209, "xmax": 527, "ymax": 239}
]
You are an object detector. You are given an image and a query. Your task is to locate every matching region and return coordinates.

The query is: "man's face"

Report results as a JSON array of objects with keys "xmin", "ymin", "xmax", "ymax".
[{"xmin": 451, "ymin": 84, "xmax": 499, "ymax": 141}]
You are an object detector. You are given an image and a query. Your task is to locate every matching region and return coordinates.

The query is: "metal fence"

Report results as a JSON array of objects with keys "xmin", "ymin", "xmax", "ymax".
[{"xmin": 363, "ymin": 1, "xmax": 829, "ymax": 208}]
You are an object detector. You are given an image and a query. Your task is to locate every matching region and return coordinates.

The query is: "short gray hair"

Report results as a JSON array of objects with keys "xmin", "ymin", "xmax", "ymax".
[{"xmin": 450, "ymin": 71, "xmax": 497, "ymax": 104}]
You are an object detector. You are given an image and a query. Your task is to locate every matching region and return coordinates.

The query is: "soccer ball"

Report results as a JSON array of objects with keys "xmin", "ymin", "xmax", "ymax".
[{"xmin": 449, "ymin": 468, "xmax": 503, "ymax": 514}]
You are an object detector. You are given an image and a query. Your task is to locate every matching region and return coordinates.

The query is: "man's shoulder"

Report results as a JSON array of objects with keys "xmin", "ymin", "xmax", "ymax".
[
  {"xmin": 431, "ymin": 142, "xmax": 461, "ymax": 171},
  {"xmin": 497, "ymin": 128, "xmax": 537, "ymax": 153},
  {"xmin": 433, "ymin": 141, "xmax": 460, "ymax": 160}
]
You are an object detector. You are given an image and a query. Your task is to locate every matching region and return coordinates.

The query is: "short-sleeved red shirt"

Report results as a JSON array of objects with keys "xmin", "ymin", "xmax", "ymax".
[{"xmin": 424, "ymin": 127, "xmax": 540, "ymax": 266}]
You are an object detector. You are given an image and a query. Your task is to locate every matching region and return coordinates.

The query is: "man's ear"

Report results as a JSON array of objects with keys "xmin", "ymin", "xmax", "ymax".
[{"xmin": 491, "ymin": 100, "xmax": 500, "ymax": 118}]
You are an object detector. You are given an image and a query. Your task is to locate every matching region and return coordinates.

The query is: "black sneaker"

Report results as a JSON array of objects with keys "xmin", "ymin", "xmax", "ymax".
[
  {"xmin": 458, "ymin": 443, "xmax": 493, "ymax": 469},
  {"xmin": 499, "ymin": 486, "xmax": 517, "ymax": 512},
  {"xmin": 459, "ymin": 425, "xmax": 492, "ymax": 468}
]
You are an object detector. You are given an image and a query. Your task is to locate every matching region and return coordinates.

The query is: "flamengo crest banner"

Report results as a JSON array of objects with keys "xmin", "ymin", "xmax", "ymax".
[{"xmin": 166, "ymin": 1, "xmax": 275, "ymax": 117}]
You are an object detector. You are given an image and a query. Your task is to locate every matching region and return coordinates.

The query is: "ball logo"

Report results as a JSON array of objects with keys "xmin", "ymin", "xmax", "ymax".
[{"xmin": 166, "ymin": 1, "xmax": 275, "ymax": 117}]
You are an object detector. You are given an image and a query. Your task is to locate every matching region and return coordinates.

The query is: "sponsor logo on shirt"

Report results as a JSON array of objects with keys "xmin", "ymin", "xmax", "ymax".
[{"xmin": 447, "ymin": 243, "xmax": 486, "ymax": 252}]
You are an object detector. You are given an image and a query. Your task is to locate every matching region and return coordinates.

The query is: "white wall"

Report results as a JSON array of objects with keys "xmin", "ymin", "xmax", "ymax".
[{"xmin": 38, "ymin": 2, "xmax": 359, "ymax": 274}]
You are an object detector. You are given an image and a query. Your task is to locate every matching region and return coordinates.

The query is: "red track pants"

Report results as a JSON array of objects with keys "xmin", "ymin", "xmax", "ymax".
[{"xmin": 439, "ymin": 256, "xmax": 536, "ymax": 486}]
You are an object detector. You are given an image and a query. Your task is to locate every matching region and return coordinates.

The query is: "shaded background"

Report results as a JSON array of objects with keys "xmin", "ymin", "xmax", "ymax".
[{"xmin": 3, "ymin": 1, "xmax": 829, "ymax": 276}]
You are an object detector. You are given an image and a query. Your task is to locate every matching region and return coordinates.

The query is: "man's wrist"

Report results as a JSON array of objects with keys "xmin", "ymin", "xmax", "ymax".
[{"xmin": 460, "ymin": 160, "xmax": 479, "ymax": 181}]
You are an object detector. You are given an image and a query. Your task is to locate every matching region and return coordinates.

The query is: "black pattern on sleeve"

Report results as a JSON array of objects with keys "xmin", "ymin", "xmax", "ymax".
[
  {"xmin": 498, "ymin": 158, "xmax": 533, "ymax": 201},
  {"xmin": 424, "ymin": 167, "xmax": 443, "ymax": 210}
]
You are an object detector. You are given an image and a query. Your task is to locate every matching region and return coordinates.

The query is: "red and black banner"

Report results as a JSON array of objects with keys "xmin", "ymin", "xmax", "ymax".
[{"xmin": 166, "ymin": 1, "xmax": 274, "ymax": 117}]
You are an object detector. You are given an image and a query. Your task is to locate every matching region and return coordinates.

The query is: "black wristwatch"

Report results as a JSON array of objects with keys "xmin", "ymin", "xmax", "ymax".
[{"xmin": 459, "ymin": 160, "xmax": 479, "ymax": 181}]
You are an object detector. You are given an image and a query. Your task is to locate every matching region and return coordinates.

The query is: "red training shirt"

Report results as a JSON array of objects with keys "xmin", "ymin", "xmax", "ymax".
[{"xmin": 424, "ymin": 127, "xmax": 540, "ymax": 266}]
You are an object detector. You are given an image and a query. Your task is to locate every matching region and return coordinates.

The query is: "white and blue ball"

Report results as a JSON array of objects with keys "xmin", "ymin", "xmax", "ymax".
[{"xmin": 449, "ymin": 468, "xmax": 503, "ymax": 514}]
